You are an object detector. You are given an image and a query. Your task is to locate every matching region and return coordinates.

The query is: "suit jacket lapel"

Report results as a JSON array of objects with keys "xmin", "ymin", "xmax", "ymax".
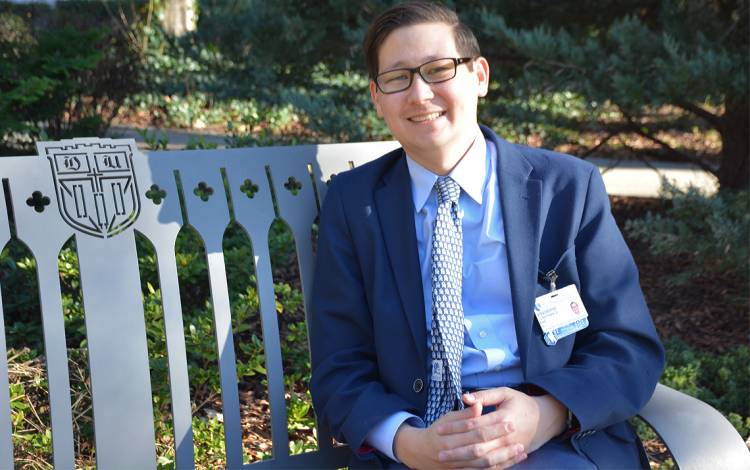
[
  {"xmin": 374, "ymin": 154, "xmax": 428, "ymax": 366},
  {"xmin": 484, "ymin": 127, "xmax": 542, "ymax": 374}
]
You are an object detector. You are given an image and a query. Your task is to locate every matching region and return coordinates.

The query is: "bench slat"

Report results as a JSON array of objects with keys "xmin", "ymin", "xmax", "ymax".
[
  {"xmin": 223, "ymin": 154, "xmax": 291, "ymax": 462},
  {"xmin": 313, "ymin": 141, "xmax": 400, "ymax": 203},
  {"xmin": 177, "ymin": 154, "xmax": 244, "ymax": 468},
  {"xmin": 267, "ymin": 149, "xmax": 318, "ymax": 308},
  {"xmin": 0, "ymin": 290, "xmax": 12, "ymax": 470},
  {"xmin": 77, "ymin": 234, "xmax": 157, "ymax": 468},
  {"xmin": 267, "ymin": 149, "xmax": 330, "ymax": 459},
  {"xmin": 133, "ymin": 155, "xmax": 195, "ymax": 468},
  {"xmin": 6, "ymin": 154, "xmax": 76, "ymax": 468},
  {"xmin": 0, "ymin": 183, "xmax": 13, "ymax": 470},
  {"xmin": 153, "ymin": 243, "xmax": 197, "ymax": 469}
]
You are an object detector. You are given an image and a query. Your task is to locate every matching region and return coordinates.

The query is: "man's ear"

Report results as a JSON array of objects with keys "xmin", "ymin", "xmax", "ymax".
[
  {"xmin": 474, "ymin": 57, "xmax": 490, "ymax": 98},
  {"xmin": 369, "ymin": 81, "xmax": 384, "ymax": 117}
]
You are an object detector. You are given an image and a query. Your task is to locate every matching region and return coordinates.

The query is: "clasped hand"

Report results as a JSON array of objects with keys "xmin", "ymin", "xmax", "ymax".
[{"xmin": 394, "ymin": 387, "xmax": 561, "ymax": 469}]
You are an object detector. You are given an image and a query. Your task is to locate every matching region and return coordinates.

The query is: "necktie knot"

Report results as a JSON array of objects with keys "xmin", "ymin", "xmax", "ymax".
[{"xmin": 436, "ymin": 176, "xmax": 460, "ymax": 205}]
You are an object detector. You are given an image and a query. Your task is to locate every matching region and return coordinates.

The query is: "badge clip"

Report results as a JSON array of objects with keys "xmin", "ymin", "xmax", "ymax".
[{"xmin": 544, "ymin": 270, "xmax": 558, "ymax": 291}]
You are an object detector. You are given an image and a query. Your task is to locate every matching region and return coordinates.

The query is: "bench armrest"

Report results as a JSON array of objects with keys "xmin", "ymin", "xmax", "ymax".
[{"xmin": 638, "ymin": 383, "xmax": 750, "ymax": 470}]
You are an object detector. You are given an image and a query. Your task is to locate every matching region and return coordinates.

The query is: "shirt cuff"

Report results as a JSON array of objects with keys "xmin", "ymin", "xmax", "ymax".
[{"xmin": 365, "ymin": 411, "xmax": 425, "ymax": 462}]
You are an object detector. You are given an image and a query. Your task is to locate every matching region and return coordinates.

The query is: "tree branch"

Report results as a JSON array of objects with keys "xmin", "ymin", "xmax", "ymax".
[
  {"xmin": 523, "ymin": 58, "xmax": 586, "ymax": 77},
  {"xmin": 622, "ymin": 112, "xmax": 719, "ymax": 175},
  {"xmin": 676, "ymin": 100, "xmax": 721, "ymax": 128},
  {"xmin": 580, "ymin": 132, "xmax": 616, "ymax": 159},
  {"xmin": 617, "ymin": 138, "xmax": 663, "ymax": 173}
]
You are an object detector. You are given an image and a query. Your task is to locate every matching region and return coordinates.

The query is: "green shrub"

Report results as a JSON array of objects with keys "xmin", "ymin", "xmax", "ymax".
[
  {"xmin": 480, "ymin": 91, "xmax": 596, "ymax": 150},
  {"xmin": 661, "ymin": 338, "xmax": 750, "ymax": 438},
  {"xmin": 625, "ymin": 183, "xmax": 750, "ymax": 287},
  {"xmin": 0, "ymin": 241, "xmax": 43, "ymax": 353},
  {"xmin": 0, "ymin": 12, "xmax": 142, "ymax": 154},
  {"xmin": 635, "ymin": 338, "xmax": 749, "ymax": 469},
  {"xmin": 6, "ymin": 348, "xmax": 52, "ymax": 467},
  {"xmin": 281, "ymin": 65, "xmax": 389, "ymax": 142},
  {"xmin": 185, "ymin": 137, "xmax": 218, "ymax": 150},
  {"xmin": 137, "ymin": 128, "xmax": 169, "ymax": 150}
]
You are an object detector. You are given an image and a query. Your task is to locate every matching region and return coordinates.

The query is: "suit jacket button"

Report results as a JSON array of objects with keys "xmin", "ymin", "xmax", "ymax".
[{"xmin": 412, "ymin": 378, "xmax": 424, "ymax": 393}]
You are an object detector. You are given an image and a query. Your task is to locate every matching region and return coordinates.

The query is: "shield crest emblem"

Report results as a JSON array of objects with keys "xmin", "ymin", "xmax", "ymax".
[{"xmin": 39, "ymin": 139, "xmax": 141, "ymax": 238}]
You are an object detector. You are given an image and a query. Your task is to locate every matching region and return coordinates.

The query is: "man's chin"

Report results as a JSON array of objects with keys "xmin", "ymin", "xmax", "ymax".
[
  {"xmin": 403, "ymin": 125, "xmax": 452, "ymax": 145},
  {"xmin": 400, "ymin": 137, "xmax": 454, "ymax": 157}
]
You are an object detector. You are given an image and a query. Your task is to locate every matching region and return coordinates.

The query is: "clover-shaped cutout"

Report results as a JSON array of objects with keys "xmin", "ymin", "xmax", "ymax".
[
  {"xmin": 194, "ymin": 181, "xmax": 214, "ymax": 201},
  {"xmin": 240, "ymin": 178, "xmax": 259, "ymax": 199},
  {"xmin": 26, "ymin": 191, "xmax": 51, "ymax": 213},
  {"xmin": 145, "ymin": 184, "xmax": 167, "ymax": 205},
  {"xmin": 283, "ymin": 176, "xmax": 302, "ymax": 196}
]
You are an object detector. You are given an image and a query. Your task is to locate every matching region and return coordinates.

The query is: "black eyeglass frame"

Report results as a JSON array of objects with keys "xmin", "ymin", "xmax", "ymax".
[{"xmin": 374, "ymin": 57, "xmax": 476, "ymax": 94}]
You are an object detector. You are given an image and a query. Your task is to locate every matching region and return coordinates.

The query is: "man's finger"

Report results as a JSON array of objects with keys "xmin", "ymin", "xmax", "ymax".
[
  {"xmin": 437, "ymin": 400, "xmax": 483, "ymax": 427},
  {"xmin": 470, "ymin": 387, "xmax": 515, "ymax": 407},
  {"xmin": 440, "ymin": 440, "xmax": 525, "ymax": 468},
  {"xmin": 436, "ymin": 406, "xmax": 514, "ymax": 436},
  {"xmin": 436, "ymin": 425, "xmax": 517, "ymax": 457}
]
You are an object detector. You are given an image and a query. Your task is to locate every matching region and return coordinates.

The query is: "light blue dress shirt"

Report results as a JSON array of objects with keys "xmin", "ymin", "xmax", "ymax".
[{"xmin": 366, "ymin": 128, "xmax": 522, "ymax": 460}]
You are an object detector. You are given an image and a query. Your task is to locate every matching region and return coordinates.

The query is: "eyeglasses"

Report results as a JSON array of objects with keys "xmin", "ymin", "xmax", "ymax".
[{"xmin": 374, "ymin": 57, "xmax": 475, "ymax": 94}]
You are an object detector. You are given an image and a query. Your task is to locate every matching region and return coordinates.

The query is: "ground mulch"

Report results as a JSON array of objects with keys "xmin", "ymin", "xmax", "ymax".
[{"xmin": 610, "ymin": 196, "xmax": 748, "ymax": 353}]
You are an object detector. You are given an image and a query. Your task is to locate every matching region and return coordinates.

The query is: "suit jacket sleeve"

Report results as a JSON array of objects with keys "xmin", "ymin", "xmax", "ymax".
[
  {"xmin": 528, "ymin": 166, "xmax": 665, "ymax": 433},
  {"xmin": 309, "ymin": 178, "xmax": 418, "ymax": 456}
]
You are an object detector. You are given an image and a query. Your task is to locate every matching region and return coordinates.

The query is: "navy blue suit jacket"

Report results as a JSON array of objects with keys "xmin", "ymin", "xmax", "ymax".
[{"xmin": 310, "ymin": 126, "xmax": 665, "ymax": 468}]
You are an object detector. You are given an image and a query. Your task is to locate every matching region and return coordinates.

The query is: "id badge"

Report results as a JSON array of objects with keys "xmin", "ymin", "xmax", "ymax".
[{"xmin": 534, "ymin": 284, "xmax": 589, "ymax": 346}]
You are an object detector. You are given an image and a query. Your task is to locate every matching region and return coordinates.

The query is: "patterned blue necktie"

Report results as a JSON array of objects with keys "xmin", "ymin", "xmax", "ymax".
[{"xmin": 424, "ymin": 176, "xmax": 464, "ymax": 425}]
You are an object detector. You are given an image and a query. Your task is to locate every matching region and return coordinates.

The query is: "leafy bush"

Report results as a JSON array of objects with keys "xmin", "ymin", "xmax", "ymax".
[
  {"xmin": 625, "ymin": 182, "xmax": 750, "ymax": 287},
  {"xmin": 480, "ymin": 91, "xmax": 596, "ymax": 150},
  {"xmin": 281, "ymin": 65, "xmax": 389, "ymax": 142},
  {"xmin": 0, "ymin": 11, "xmax": 143, "ymax": 155},
  {"xmin": 661, "ymin": 338, "xmax": 750, "ymax": 438},
  {"xmin": 6, "ymin": 348, "xmax": 52, "ymax": 467}
]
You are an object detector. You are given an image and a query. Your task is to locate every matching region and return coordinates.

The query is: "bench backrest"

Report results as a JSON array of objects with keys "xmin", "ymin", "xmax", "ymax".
[{"xmin": 0, "ymin": 138, "xmax": 398, "ymax": 469}]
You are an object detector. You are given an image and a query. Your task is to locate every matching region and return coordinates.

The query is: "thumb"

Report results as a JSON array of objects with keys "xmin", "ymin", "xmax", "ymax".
[
  {"xmin": 462, "ymin": 393, "xmax": 484, "ymax": 417},
  {"xmin": 462, "ymin": 392, "xmax": 477, "ymax": 407}
]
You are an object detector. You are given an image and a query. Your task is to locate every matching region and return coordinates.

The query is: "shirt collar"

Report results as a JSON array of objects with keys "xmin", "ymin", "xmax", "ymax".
[{"xmin": 406, "ymin": 128, "xmax": 487, "ymax": 212}]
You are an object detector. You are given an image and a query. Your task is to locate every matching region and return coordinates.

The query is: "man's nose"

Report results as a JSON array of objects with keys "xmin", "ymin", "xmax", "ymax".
[{"xmin": 407, "ymin": 73, "xmax": 435, "ymax": 102}]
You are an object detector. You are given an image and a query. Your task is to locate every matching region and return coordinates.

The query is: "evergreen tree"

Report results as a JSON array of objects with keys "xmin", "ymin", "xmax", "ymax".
[{"xmin": 471, "ymin": 0, "xmax": 748, "ymax": 190}]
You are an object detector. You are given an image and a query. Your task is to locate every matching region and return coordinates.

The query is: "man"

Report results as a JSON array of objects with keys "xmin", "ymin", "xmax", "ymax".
[{"xmin": 310, "ymin": 2, "xmax": 665, "ymax": 468}]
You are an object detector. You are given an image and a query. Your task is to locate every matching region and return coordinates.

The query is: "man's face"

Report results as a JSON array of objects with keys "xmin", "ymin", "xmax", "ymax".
[{"xmin": 369, "ymin": 22, "xmax": 489, "ymax": 165}]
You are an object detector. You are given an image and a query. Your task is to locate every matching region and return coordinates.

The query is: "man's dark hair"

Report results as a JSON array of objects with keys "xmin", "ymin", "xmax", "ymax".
[{"xmin": 363, "ymin": 1, "xmax": 481, "ymax": 80}]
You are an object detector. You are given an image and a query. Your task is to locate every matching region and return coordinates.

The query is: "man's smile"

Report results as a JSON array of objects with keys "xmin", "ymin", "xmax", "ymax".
[{"xmin": 408, "ymin": 111, "xmax": 446, "ymax": 123}]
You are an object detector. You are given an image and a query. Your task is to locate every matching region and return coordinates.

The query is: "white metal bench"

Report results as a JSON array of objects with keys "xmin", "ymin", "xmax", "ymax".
[{"xmin": 0, "ymin": 138, "xmax": 747, "ymax": 469}]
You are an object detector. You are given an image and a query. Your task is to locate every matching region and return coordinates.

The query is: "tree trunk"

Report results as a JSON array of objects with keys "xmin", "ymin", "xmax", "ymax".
[
  {"xmin": 161, "ymin": 0, "xmax": 197, "ymax": 37},
  {"xmin": 717, "ymin": 98, "xmax": 749, "ymax": 191}
]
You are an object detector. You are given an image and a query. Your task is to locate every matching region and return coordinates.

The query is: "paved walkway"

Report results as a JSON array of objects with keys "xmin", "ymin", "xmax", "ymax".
[
  {"xmin": 109, "ymin": 126, "xmax": 227, "ymax": 150},
  {"xmin": 588, "ymin": 157, "xmax": 717, "ymax": 197},
  {"xmin": 107, "ymin": 126, "xmax": 718, "ymax": 198}
]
